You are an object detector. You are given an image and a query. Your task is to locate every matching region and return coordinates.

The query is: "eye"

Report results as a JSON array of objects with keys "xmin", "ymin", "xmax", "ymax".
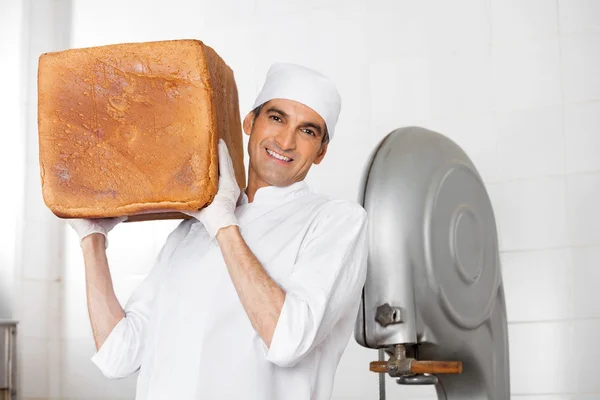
[
  {"xmin": 270, "ymin": 115, "xmax": 282, "ymax": 122},
  {"xmin": 302, "ymin": 129, "xmax": 316, "ymax": 137}
]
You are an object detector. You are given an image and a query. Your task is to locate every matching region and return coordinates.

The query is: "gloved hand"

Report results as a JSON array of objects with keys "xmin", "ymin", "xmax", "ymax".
[
  {"xmin": 183, "ymin": 139, "xmax": 241, "ymax": 238},
  {"xmin": 67, "ymin": 216, "xmax": 127, "ymax": 249}
]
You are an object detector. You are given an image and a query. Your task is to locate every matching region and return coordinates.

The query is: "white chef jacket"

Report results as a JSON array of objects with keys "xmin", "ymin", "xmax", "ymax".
[{"xmin": 91, "ymin": 180, "xmax": 369, "ymax": 400}]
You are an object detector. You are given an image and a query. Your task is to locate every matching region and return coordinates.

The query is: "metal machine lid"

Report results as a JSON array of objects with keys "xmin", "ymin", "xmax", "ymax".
[
  {"xmin": 423, "ymin": 160, "xmax": 500, "ymax": 330},
  {"xmin": 356, "ymin": 126, "xmax": 502, "ymax": 347},
  {"xmin": 355, "ymin": 127, "xmax": 509, "ymax": 399}
]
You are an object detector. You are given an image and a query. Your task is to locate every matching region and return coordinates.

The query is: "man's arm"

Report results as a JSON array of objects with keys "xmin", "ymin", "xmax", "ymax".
[
  {"xmin": 214, "ymin": 203, "xmax": 369, "ymax": 369},
  {"xmin": 74, "ymin": 219, "xmax": 191, "ymax": 379},
  {"xmin": 181, "ymin": 140, "xmax": 285, "ymax": 345},
  {"xmin": 216, "ymin": 225, "xmax": 285, "ymax": 347},
  {"xmin": 80, "ymin": 233, "xmax": 125, "ymax": 350}
]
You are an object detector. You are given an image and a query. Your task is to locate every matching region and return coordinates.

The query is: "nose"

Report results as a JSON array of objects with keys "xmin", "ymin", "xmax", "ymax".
[{"xmin": 274, "ymin": 125, "xmax": 296, "ymax": 151}]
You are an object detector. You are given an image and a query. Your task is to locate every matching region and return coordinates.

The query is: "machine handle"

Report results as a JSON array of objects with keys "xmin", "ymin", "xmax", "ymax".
[
  {"xmin": 410, "ymin": 361, "xmax": 462, "ymax": 374},
  {"xmin": 370, "ymin": 361, "xmax": 389, "ymax": 373},
  {"xmin": 369, "ymin": 360, "xmax": 463, "ymax": 375}
]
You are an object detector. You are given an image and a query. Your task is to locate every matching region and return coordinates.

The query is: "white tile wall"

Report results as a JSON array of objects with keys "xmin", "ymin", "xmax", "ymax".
[
  {"xmin": 492, "ymin": 38, "xmax": 562, "ymax": 112},
  {"xmin": 20, "ymin": 338, "xmax": 49, "ymax": 398},
  {"xmin": 508, "ymin": 321, "xmax": 572, "ymax": 394},
  {"xmin": 571, "ymin": 246, "xmax": 600, "ymax": 319},
  {"xmin": 561, "ymin": 33, "xmax": 600, "ymax": 103},
  {"xmin": 72, "ymin": 0, "xmax": 207, "ymax": 46},
  {"xmin": 252, "ymin": 7, "xmax": 368, "ymax": 89},
  {"xmin": 47, "ymin": 339, "xmax": 62, "ymax": 398},
  {"xmin": 61, "ymin": 279, "xmax": 93, "ymax": 340},
  {"xmin": 62, "ymin": 230, "xmax": 87, "ymax": 283},
  {"xmin": 512, "ymin": 396, "xmax": 597, "ymax": 400},
  {"xmin": 491, "ymin": 0, "xmax": 558, "ymax": 43},
  {"xmin": 566, "ymin": 172, "xmax": 600, "ymax": 246},
  {"xmin": 369, "ymin": 0, "xmax": 492, "ymax": 55},
  {"xmin": 485, "ymin": 183, "xmax": 505, "ymax": 250},
  {"xmin": 501, "ymin": 249, "xmax": 572, "ymax": 322},
  {"xmin": 558, "ymin": 0, "xmax": 600, "ymax": 35},
  {"xmin": 11, "ymin": 0, "xmax": 600, "ymax": 399},
  {"xmin": 365, "ymin": 0, "xmax": 430, "ymax": 59},
  {"xmin": 564, "ymin": 101, "xmax": 600, "ymax": 174},
  {"xmin": 496, "ymin": 106, "xmax": 565, "ymax": 181},
  {"xmin": 424, "ymin": 0, "xmax": 491, "ymax": 52},
  {"xmin": 492, "ymin": 177, "xmax": 569, "ymax": 251},
  {"xmin": 19, "ymin": 281, "xmax": 61, "ymax": 339},
  {"xmin": 429, "ymin": 48, "xmax": 493, "ymax": 118},
  {"xmin": 21, "ymin": 220, "xmax": 63, "ymax": 281},
  {"xmin": 571, "ymin": 319, "xmax": 600, "ymax": 393},
  {"xmin": 15, "ymin": 2, "xmax": 72, "ymax": 400},
  {"xmin": 26, "ymin": 0, "xmax": 63, "ymax": 52},
  {"xmin": 369, "ymin": 59, "xmax": 431, "ymax": 136},
  {"xmin": 60, "ymin": 338, "xmax": 138, "ymax": 399},
  {"xmin": 0, "ymin": 0, "xmax": 25, "ymax": 318},
  {"xmin": 22, "ymin": 164, "xmax": 51, "ymax": 219},
  {"xmin": 257, "ymin": 0, "xmax": 364, "ymax": 15}
]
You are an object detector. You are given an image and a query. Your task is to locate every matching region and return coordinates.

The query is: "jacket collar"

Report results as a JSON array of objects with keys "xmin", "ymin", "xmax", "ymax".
[{"xmin": 237, "ymin": 181, "xmax": 310, "ymax": 206}]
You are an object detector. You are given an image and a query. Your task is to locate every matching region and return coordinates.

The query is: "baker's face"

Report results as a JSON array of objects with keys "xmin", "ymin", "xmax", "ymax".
[{"xmin": 243, "ymin": 98, "xmax": 328, "ymax": 189}]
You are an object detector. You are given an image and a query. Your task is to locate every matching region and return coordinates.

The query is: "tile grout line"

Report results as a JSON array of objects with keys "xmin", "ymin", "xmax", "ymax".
[
  {"xmin": 511, "ymin": 392, "xmax": 600, "ymax": 397},
  {"xmin": 500, "ymin": 243, "xmax": 600, "ymax": 254},
  {"xmin": 555, "ymin": 0, "xmax": 578, "ymax": 357},
  {"xmin": 508, "ymin": 316, "xmax": 600, "ymax": 325},
  {"xmin": 483, "ymin": 168, "xmax": 600, "ymax": 187}
]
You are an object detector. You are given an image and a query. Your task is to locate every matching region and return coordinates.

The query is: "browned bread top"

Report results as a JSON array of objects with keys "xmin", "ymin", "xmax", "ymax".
[{"xmin": 38, "ymin": 39, "xmax": 245, "ymax": 220}]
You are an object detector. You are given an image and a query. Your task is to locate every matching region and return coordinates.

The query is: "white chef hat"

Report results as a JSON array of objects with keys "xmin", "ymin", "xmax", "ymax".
[{"xmin": 252, "ymin": 63, "xmax": 342, "ymax": 141}]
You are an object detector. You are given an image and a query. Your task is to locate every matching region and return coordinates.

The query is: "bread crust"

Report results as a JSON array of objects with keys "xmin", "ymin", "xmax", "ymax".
[{"xmin": 37, "ymin": 39, "xmax": 245, "ymax": 221}]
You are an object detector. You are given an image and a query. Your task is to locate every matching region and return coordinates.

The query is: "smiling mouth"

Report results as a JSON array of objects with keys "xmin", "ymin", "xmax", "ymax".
[{"xmin": 266, "ymin": 148, "xmax": 293, "ymax": 162}]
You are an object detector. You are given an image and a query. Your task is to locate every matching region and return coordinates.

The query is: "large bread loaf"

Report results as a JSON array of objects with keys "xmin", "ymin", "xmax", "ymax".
[{"xmin": 37, "ymin": 39, "xmax": 245, "ymax": 221}]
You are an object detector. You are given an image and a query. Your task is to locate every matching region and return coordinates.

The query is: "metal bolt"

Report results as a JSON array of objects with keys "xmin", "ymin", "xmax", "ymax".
[{"xmin": 375, "ymin": 303, "xmax": 404, "ymax": 327}]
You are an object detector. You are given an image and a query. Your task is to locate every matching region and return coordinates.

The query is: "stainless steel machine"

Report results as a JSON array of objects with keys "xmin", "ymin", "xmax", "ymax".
[{"xmin": 355, "ymin": 127, "xmax": 510, "ymax": 399}]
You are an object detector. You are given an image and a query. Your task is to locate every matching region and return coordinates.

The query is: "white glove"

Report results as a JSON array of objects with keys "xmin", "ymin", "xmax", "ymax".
[
  {"xmin": 183, "ymin": 139, "xmax": 241, "ymax": 238},
  {"xmin": 67, "ymin": 216, "xmax": 127, "ymax": 249}
]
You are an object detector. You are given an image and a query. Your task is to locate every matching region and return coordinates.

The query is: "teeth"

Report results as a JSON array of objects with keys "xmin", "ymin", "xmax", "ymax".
[{"xmin": 267, "ymin": 148, "xmax": 291, "ymax": 162}]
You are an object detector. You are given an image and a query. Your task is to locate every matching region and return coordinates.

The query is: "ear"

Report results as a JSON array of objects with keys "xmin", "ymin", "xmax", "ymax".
[
  {"xmin": 313, "ymin": 142, "xmax": 328, "ymax": 165},
  {"xmin": 243, "ymin": 112, "xmax": 254, "ymax": 136}
]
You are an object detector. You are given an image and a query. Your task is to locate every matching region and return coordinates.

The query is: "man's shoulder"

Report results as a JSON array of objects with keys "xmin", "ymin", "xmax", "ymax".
[{"xmin": 307, "ymin": 194, "xmax": 367, "ymax": 224}]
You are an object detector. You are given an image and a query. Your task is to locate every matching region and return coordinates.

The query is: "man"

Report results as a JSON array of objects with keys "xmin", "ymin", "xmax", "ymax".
[{"xmin": 68, "ymin": 63, "xmax": 369, "ymax": 399}]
